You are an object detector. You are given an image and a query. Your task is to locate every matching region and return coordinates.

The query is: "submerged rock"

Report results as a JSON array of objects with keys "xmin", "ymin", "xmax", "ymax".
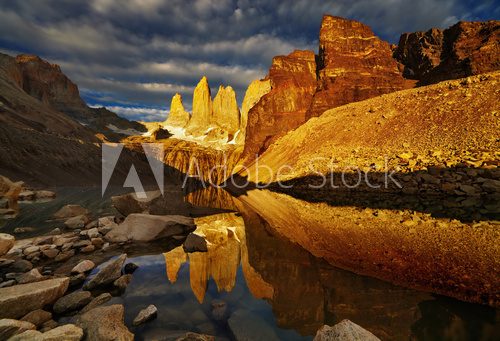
[
  {"xmin": 313, "ymin": 320, "xmax": 380, "ymax": 341},
  {"xmin": 105, "ymin": 214, "xmax": 194, "ymax": 243},
  {"xmin": 133, "ymin": 304, "xmax": 158, "ymax": 326},
  {"xmin": 83, "ymin": 254, "xmax": 126, "ymax": 290},
  {"xmin": 228, "ymin": 309, "xmax": 280, "ymax": 341},
  {"xmin": 0, "ymin": 277, "xmax": 69, "ymax": 319}
]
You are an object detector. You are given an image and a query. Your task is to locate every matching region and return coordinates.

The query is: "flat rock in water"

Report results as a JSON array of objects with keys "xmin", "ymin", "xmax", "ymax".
[
  {"xmin": 53, "ymin": 291, "xmax": 92, "ymax": 315},
  {"xmin": 71, "ymin": 260, "xmax": 95, "ymax": 274},
  {"xmin": 133, "ymin": 305, "xmax": 158, "ymax": 326},
  {"xmin": 0, "ymin": 277, "xmax": 69, "ymax": 319},
  {"xmin": 313, "ymin": 320, "xmax": 380, "ymax": 341},
  {"xmin": 64, "ymin": 215, "xmax": 90, "ymax": 229},
  {"xmin": 76, "ymin": 304, "xmax": 134, "ymax": 341},
  {"xmin": 105, "ymin": 214, "xmax": 194, "ymax": 242},
  {"xmin": 53, "ymin": 205, "xmax": 89, "ymax": 219},
  {"xmin": 83, "ymin": 254, "xmax": 127, "ymax": 290}
]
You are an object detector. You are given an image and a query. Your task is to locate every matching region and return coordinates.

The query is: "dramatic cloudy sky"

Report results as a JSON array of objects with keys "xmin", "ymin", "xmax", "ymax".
[{"xmin": 0, "ymin": 0, "xmax": 498, "ymax": 121}]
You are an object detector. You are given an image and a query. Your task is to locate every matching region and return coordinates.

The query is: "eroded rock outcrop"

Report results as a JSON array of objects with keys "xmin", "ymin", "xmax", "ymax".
[
  {"xmin": 165, "ymin": 93, "xmax": 190, "ymax": 128},
  {"xmin": 308, "ymin": 15, "xmax": 407, "ymax": 119},
  {"xmin": 394, "ymin": 20, "xmax": 500, "ymax": 84}
]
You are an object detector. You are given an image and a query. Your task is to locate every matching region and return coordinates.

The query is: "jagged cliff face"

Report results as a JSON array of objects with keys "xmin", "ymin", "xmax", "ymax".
[
  {"xmin": 308, "ymin": 15, "xmax": 407, "ymax": 119},
  {"xmin": 241, "ymin": 16, "xmax": 408, "ymax": 163},
  {"xmin": 394, "ymin": 20, "xmax": 500, "ymax": 84},
  {"xmin": 241, "ymin": 50, "xmax": 317, "ymax": 162},
  {"xmin": 165, "ymin": 93, "xmax": 190, "ymax": 128},
  {"xmin": 15, "ymin": 54, "xmax": 88, "ymax": 120},
  {"xmin": 237, "ymin": 79, "xmax": 271, "ymax": 144}
]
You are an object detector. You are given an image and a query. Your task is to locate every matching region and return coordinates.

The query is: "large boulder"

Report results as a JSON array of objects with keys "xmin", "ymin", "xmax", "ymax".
[
  {"xmin": 0, "ymin": 233, "xmax": 15, "ymax": 256},
  {"xmin": 83, "ymin": 254, "xmax": 126, "ymax": 290},
  {"xmin": 0, "ymin": 277, "xmax": 69, "ymax": 319},
  {"xmin": 313, "ymin": 320, "xmax": 380, "ymax": 341},
  {"xmin": 53, "ymin": 291, "xmax": 92, "ymax": 315},
  {"xmin": 0, "ymin": 175, "xmax": 23, "ymax": 210},
  {"xmin": 105, "ymin": 214, "xmax": 195, "ymax": 243},
  {"xmin": 111, "ymin": 190, "xmax": 161, "ymax": 216},
  {"xmin": 39, "ymin": 324, "xmax": 83, "ymax": 341},
  {"xmin": 53, "ymin": 205, "xmax": 89, "ymax": 220},
  {"xmin": 75, "ymin": 305, "xmax": 134, "ymax": 341}
]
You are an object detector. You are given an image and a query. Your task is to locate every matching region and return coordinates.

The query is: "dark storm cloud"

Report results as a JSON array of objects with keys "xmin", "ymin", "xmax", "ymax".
[{"xmin": 0, "ymin": 0, "xmax": 497, "ymax": 121}]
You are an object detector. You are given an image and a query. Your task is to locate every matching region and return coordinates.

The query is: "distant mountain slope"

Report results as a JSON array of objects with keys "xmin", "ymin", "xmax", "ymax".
[
  {"xmin": 14, "ymin": 54, "xmax": 146, "ymax": 139},
  {"xmin": 0, "ymin": 53, "xmax": 148, "ymax": 186}
]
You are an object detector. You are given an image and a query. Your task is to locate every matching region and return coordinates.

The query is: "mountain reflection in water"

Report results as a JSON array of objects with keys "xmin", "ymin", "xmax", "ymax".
[{"xmin": 118, "ymin": 186, "xmax": 500, "ymax": 341}]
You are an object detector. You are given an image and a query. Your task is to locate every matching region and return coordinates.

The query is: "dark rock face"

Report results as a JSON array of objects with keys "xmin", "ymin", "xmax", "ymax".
[
  {"xmin": 394, "ymin": 20, "xmax": 500, "ymax": 84},
  {"xmin": 13, "ymin": 54, "xmax": 145, "ymax": 139},
  {"xmin": 241, "ymin": 50, "xmax": 317, "ymax": 162},
  {"xmin": 308, "ymin": 15, "xmax": 406, "ymax": 119}
]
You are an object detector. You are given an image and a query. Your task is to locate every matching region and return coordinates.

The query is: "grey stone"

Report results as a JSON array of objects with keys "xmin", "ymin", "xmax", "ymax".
[
  {"xmin": 133, "ymin": 305, "xmax": 158, "ymax": 326},
  {"xmin": 0, "ymin": 277, "xmax": 69, "ymax": 319},
  {"xmin": 313, "ymin": 320, "xmax": 380, "ymax": 341},
  {"xmin": 83, "ymin": 254, "xmax": 127, "ymax": 290},
  {"xmin": 53, "ymin": 291, "xmax": 92, "ymax": 315}
]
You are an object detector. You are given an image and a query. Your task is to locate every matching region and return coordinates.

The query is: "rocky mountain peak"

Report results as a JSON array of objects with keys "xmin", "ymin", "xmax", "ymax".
[
  {"xmin": 165, "ymin": 93, "xmax": 190, "ymax": 128},
  {"xmin": 212, "ymin": 85, "xmax": 240, "ymax": 137},
  {"xmin": 15, "ymin": 54, "xmax": 87, "ymax": 113},
  {"xmin": 394, "ymin": 20, "xmax": 499, "ymax": 84},
  {"xmin": 185, "ymin": 76, "xmax": 213, "ymax": 136}
]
